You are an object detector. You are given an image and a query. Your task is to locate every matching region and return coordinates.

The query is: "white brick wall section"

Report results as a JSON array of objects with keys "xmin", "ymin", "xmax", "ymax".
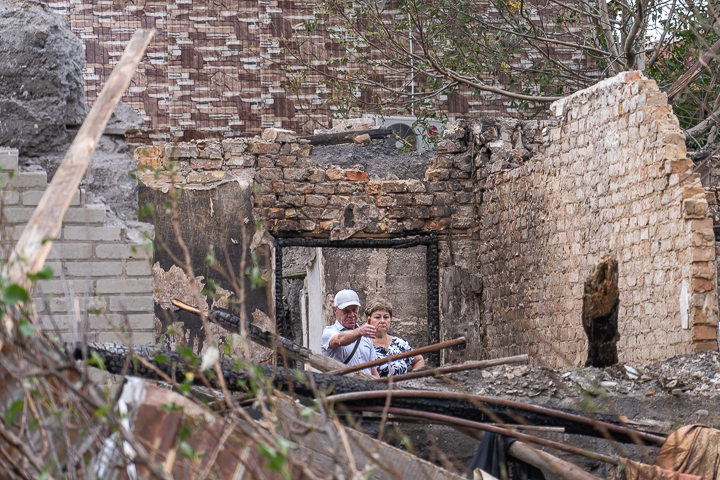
[
  {"xmin": 5, "ymin": 171, "xmax": 48, "ymax": 188},
  {"xmin": 126, "ymin": 260, "xmax": 152, "ymax": 276},
  {"xmin": 65, "ymin": 262, "xmax": 124, "ymax": 277},
  {"xmin": 23, "ymin": 189, "xmax": 81, "ymax": 206},
  {"xmin": 96, "ymin": 278, "xmax": 154, "ymax": 294},
  {"xmin": 0, "ymin": 148, "xmax": 19, "ymax": 171},
  {"xmin": 108, "ymin": 295, "xmax": 154, "ymax": 313},
  {"xmin": 64, "ymin": 226, "xmax": 123, "ymax": 241}
]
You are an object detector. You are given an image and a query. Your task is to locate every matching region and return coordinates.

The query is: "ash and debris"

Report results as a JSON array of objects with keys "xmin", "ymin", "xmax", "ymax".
[
  {"xmin": 312, "ymin": 139, "xmax": 432, "ymax": 180},
  {"xmin": 403, "ymin": 351, "xmax": 720, "ymax": 429},
  {"xmin": 411, "ymin": 351, "xmax": 720, "ymax": 399}
]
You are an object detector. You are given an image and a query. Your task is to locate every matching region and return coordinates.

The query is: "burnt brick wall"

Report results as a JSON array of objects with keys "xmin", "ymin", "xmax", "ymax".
[
  {"xmin": 137, "ymin": 72, "xmax": 718, "ymax": 367},
  {"xmin": 477, "ymin": 72, "xmax": 717, "ymax": 368}
]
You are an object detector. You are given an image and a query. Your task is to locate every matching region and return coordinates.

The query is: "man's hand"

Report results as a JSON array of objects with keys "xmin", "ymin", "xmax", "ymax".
[{"xmin": 357, "ymin": 323, "xmax": 377, "ymax": 338}]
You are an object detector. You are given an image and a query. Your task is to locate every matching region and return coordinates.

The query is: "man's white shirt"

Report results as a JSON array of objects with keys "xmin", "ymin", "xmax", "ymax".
[{"xmin": 321, "ymin": 321, "xmax": 377, "ymax": 375}]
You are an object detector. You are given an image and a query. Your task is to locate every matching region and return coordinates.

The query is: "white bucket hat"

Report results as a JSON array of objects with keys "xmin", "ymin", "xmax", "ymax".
[{"xmin": 334, "ymin": 289, "xmax": 361, "ymax": 310}]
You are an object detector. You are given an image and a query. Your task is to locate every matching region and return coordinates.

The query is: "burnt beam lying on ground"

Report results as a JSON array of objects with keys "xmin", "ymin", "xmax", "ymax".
[{"xmin": 70, "ymin": 341, "xmax": 666, "ymax": 445}]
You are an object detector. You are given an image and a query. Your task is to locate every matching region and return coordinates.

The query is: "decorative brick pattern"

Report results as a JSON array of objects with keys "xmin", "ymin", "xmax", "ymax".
[
  {"xmin": 0, "ymin": 148, "xmax": 156, "ymax": 345},
  {"xmin": 43, "ymin": 0, "xmax": 595, "ymax": 140}
]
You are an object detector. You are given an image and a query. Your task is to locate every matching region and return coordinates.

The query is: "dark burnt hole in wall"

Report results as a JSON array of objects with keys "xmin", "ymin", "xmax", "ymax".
[
  {"xmin": 274, "ymin": 235, "xmax": 442, "ymax": 366},
  {"xmin": 582, "ymin": 254, "xmax": 620, "ymax": 368}
]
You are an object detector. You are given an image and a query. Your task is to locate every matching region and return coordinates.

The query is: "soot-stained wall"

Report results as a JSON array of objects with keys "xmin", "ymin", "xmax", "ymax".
[{"xmin": 139, "ymin": 179, "xmax": 272, "ymax": 356}]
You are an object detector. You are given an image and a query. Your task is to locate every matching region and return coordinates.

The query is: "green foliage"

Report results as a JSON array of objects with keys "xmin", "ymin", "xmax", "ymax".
[
  {"xmin": 285, "ymin": 0, "xmax": 720, "ymax": 137},
  {"xmin": 17, "ymin": 319, "xmax": 35, "ymax": 339},
  {"xmin": 3, "ymin": 284, "xmax": 29, "ymax": 306},
  {"xmin": 4, "ymin": 400, "xmax": 23, "ymax": 426},
  {"xmin": 257, "ymin": 437, "xmax": 294, "ymax": 479},
  {"xmin": 245, "ymin": 252, "xmax": 265, "ymax": 289},
  {"xmin": 26, "ymin": 266, "xmax": 53, "ymax": 281}
]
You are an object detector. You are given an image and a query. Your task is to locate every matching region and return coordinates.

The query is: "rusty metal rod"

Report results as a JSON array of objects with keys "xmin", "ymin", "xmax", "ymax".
[
  {"xmin": 370, "ymin": 354, "xmax": 529, "ymax": 383},
  {"xmin": 326, "ymin": 390, "xmax": 665, "ymax": 445},
  {"xmin": 341, "ymin": 406, "xmax": 621, "ymax": 465},
  {"xmin": 326, "ymin": 337, "xmax": 466, "ymax": 376}
]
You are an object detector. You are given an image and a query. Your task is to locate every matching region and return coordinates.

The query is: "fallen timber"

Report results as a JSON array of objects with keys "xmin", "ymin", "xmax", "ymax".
[
  {"xmin": 299, "ymin": 128, "xmax": 392, "ymax": 145},
  {"xmin": 71, "ymin": 341, "xmax": 666, "ymax": 445},
  {"xmin": 169, "ymin": 298, "xmax": 369, "ymax": 377}
]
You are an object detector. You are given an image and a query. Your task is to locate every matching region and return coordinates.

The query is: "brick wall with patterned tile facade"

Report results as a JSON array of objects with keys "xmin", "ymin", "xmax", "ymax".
[{"xmin": 43, "ymin": 0, "xmax": 596, "ymax": 141}]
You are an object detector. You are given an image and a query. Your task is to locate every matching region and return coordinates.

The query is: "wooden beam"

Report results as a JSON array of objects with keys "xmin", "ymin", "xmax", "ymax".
[
  {"xmin": 455, "ymin": 427, "xmax": 603, "ymax": 480},
  {"xmin": 6, "ymin": 29, "xmax": 155, "ymax": 289},
  {"xmin": 371, "ymin": 354, "xmax": 528, "ymax": 383},
  {"xmin": 299, "ymin": 128, "xmax": 392, "ymax": 146},
  {"xmin": 326, "ymin": 337, "xmax": 466, "ymax": 375},
  {"xmin": 667, "ymin": 38, "xmax": 720, "ymax": 103}
]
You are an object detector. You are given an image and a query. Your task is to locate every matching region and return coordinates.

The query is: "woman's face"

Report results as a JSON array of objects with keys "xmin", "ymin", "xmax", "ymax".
[{"xmin": 368, "ymin": 309, "xmax": 392, "ymax": 333}]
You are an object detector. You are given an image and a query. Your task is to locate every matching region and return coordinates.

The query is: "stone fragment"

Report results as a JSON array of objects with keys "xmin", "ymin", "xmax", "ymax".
[
  {"xmin": 305, "ymin": 195, "xmax": 329, "ymax": 207},
  {"xmin": 134, "ymin": 146, "xmax": 165, "ymax": 169},
  {"xmin": 225, "ymin": 154, "xmax": 256, "ymax": 167},
  {"xmin": 222, "ymin": 138, "xmax": 249, "ymax": 157},
  {"xmin": 190, "ymin": 158, "xmax": 223, "ymax": 170},
  {"xmin": 165, "ymin": 143, "xmax": 198, "ymax": 159},
  {"xmin": 436, "ymin": 139, "xmax": 466, "ymax": 154},
  {"xmin": 326, "ymin": 169, "xmax": 345, "ymax": 181},
  {"xmin": 247, "ymin": 141, "xmax": 280, "ymax": 155},
  {"xmin": 277, "ymin": 155, "xmax": 297, "ymax": 167},
  {"xmin": 262, "ymin": 128, "xmax": 297, "ymax": 143},
  {"xmin": 197, "ymin": 142, "xmax": 222, "ymax": 159},
  {"xmin": 346, "ymin": 170, "xmax": 369, "ymax": 182},
  {"xmin": 683, "ymin": 198, "xmax": 708, "ymax": 218},
  {"xmin": 186, "ymin": 171, "xmax": 226, "ymax": 183},
  {"xmin": 354, "ymin": 133, "xmax": 371, "ymax": 144},
  {"xmin": 291, "ymin": 143, "xmax": 313, "ymax": 157}
]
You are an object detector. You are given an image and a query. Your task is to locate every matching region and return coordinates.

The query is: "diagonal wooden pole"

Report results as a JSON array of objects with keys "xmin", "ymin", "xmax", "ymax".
[{"xmin": 7, "ymin": 29, "xmax": 155, "ymax": 289}]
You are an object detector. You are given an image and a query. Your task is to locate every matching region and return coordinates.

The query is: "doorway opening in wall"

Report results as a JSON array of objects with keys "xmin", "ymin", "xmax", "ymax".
[{"xmin": 273, "ymin": 234, "xmax": 441, "ymax": 365}]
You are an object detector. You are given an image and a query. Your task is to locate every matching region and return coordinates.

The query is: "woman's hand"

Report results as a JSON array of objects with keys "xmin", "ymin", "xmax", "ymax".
[{"xmin": 411, "ymin": 355, "xmax": 425, "ymax": 371}]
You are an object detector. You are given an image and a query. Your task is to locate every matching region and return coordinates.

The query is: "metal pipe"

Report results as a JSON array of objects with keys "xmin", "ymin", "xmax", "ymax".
[
  {"xmin": 326, "ymin": 390, "xmax": 665, "ymax": 445},
  {"xmin": 370, "ymin": 354, "xmax": 528, "ymax": 383}
]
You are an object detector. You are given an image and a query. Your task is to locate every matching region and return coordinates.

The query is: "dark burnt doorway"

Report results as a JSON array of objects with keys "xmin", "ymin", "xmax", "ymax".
[{"xmin": 273, "ymin": 234, "xmax": 441, "ymax": 366}]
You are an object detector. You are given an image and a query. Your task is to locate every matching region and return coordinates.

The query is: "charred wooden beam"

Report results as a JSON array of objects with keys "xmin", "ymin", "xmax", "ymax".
[
  {"xmin": 70, "ymin": 342, "xmax": 665, "ymax": 445},
  {"xmin": 299, "ymin": 128, "xmax": 392, "ymax": 146}
]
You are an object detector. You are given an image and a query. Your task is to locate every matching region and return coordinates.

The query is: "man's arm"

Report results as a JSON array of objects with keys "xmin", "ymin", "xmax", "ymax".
[
  {"xmin": 328, "ymin": 323, "xmax": 376, "ymax": 349},
  {"xmin": 328, "ymin": 328, "xmax": 363, "ymax": 349}
]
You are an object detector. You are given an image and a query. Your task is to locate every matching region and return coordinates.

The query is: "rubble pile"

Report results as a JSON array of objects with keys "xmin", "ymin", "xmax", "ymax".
[{"xmin": 410, "ymin": 351, "xmax": 720, "ymax": 400}]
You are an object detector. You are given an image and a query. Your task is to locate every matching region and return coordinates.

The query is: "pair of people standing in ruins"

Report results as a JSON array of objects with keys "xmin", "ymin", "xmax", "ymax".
[{"xmin": 321, "ymin": 289, "xmax": 425, "ymax": 377}]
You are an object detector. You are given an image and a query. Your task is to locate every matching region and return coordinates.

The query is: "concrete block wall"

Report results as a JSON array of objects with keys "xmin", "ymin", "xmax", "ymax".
[
  {"xmin": 477, "ymin": 72, "xmax": 717, "ymax": 367},
  {"xmin": 0, "ymin": 148, "xmax": 156, "ymax": 344}
]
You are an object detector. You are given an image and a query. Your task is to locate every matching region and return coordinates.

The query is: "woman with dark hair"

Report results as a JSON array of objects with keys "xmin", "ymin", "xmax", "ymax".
[{"xmin": 365, "ymin": 299, "xmax": 424, "ymax": 377}]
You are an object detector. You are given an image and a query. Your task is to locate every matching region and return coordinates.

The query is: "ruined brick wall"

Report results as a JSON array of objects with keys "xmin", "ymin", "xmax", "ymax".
[
  {"xmin": 477, "ymin": 72, "xmax": 717, "ymax": 367},
  {"xmin": 136, "ymin": 71, "xmax": 718, "ymax": 367},
  {"xmin": 0, "ymin": 148, "xmax": 156, "ymax": 344}
]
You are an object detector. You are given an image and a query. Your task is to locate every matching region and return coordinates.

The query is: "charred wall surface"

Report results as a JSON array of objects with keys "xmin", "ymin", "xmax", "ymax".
[
  {"xmin": 139, "ymin": 177, "xmax": 273, "ymax": 356},
  {"xmin": 137, "ymin": 72, "xmax": 718, "ymax": 367}
]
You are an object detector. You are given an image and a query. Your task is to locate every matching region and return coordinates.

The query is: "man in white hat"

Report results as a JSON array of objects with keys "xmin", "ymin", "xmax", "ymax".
[{"xmin": 321, "ymin": 289, "xmax": 379, "ymax": 377}]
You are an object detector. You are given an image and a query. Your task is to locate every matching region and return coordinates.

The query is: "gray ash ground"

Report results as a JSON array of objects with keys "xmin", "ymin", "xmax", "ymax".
[
  {"xmin": 312, "ymin": 139, "xmax": 432, "ymax": 180},
  {"xmin": 402, "ymin": 351, "xmax": 720, "ymax": 430}
]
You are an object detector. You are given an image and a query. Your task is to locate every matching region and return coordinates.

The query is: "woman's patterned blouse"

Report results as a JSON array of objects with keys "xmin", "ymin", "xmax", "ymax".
[{"xmin": 373, "ymin": 336, "xmax": 414, "ymax": 377}]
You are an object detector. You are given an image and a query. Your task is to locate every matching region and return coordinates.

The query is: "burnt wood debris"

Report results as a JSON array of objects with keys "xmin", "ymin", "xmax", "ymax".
[{"xmin": 67, "ymin": 341, "xmax": 665, "ymax": 445}]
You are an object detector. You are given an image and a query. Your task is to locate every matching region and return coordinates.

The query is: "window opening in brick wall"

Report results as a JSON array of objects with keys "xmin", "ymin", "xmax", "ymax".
[{"xmin": 274, "ymin": 234, "xmax": 440, "ymax": 366}]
